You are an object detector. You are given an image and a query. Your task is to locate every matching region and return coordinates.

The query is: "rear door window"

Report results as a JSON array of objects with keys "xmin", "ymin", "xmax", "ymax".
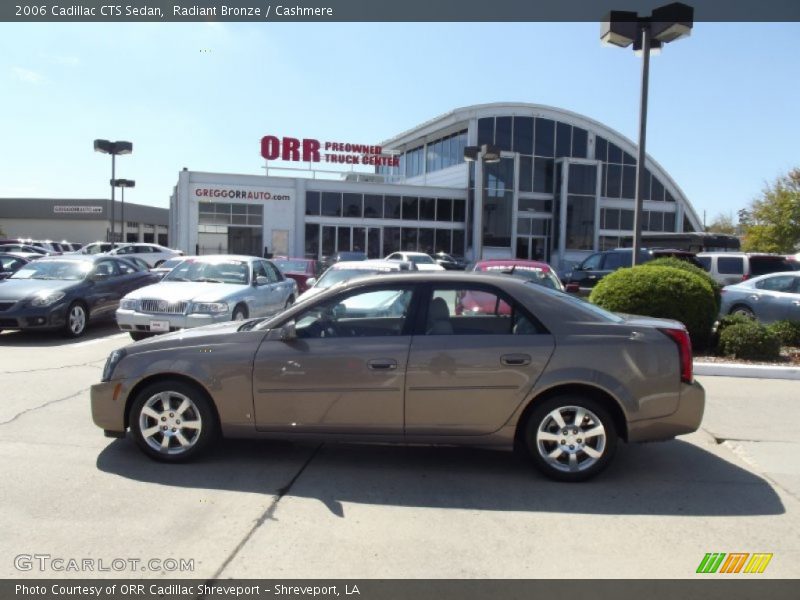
[{"xmin": 749, "ymin": 257, "xmax": 792, "ymax": 277}]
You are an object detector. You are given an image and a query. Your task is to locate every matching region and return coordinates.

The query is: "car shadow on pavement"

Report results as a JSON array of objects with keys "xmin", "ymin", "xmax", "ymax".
[
  {"xmin": 0, "ymin": 320, "xmax": 121, "ymax": 347},
  {"xmin": 96, "ymin": 436, "xmax": 785, "ymax": 518}
]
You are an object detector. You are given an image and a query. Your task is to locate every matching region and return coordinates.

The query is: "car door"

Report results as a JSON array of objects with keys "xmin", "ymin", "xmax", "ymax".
[
  {"xmin": 569, "ymin": 252, "xmax": 604, "ymax": 292},
  {"xmin": 404, "ymin": 283, "xmax": 555, "ymax": 436},
  {"xmin": 753, "ymin": 275, "xmax": 800, "ymax": 322},
  {"xmin": 252, "ymin": 284, "xmax": 416, "ymax": 434},
  {"xmin": 264, "ymin": 260, "xmax": 293, "ymax": 312},
  {"xmin": 86, "ymin": 259, "xmax": 122, "ymax": 318},
  {"xmin": 249, "ymin": 260, "xmax": 273, "ymax": 317}
]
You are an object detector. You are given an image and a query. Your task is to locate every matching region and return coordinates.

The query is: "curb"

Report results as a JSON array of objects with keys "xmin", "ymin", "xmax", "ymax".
[{"xmin": 694, "ymin": 361, "xmax": 800, "ymax": 380}]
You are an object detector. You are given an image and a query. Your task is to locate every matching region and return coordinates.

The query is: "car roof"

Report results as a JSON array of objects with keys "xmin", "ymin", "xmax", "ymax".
[
  {"xmin": 182, "ymin": 254, "xmax": 256, "ymax": 262},
  {"xmin": 330, "ymin": 259, "xmax": 408, "ymax": 270}
]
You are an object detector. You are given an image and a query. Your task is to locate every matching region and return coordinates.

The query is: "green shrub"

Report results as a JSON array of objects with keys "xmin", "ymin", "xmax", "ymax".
[
  {"xmin": 766, "ymin": 320, "xmax": 800, "ymax": 347},
  {"xmin": 646, "ymin": 257, "xmax": 722, "ymax": 312},
  {"xmin": 718, "ymin": 322, "xmax": 781, "ymax": 361},
  {"xmin": 589, "ymin": 265, "xmax": 717, "ymax": 350}
]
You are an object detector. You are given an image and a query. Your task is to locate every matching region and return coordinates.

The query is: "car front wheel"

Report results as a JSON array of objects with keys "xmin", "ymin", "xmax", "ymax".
[
  {"xmin": 524, "ymin": 395, "xmax": 617, "ymax": 482},
  {"xmin": 63, "ymin": 302, "xmax": 88, "ymax": 338},
  {"xmin": 129, "ymin": 380, "xmax": 217, "ymax": 462}
]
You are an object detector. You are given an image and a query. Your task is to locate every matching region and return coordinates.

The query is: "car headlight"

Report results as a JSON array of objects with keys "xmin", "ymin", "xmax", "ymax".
[
  {"xmin": 190, "ymin": 302, "xmax": 229, "ymax": 314},
  {"xmin": 30, "ymin": 291, "xmax": 66, "ymax": 307},
  {"xmin": 120, "ymin": 298, "xmax": 139, "ymax": 311},
  {"xmin": 101, "ymin": 349, "xmax": 127, "ymax": 382}
]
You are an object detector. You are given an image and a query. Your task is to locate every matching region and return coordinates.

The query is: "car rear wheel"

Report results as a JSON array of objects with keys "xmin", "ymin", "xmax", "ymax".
[
  {"xmin": 129, "ymin": 380, "xmax": 217, "ymax": 462},
  {"xmin": 524, "ymin": 395, "xmax": 617, "ymax": 482},
  {"xmin": 730, "ymin": 305, "xmax": 756, "ymax": 320},
  {"xmin": 284, "ymin": 296, "xmax": 294, "ymax": 309},
  {"xmin": 63, "ymin": 302, "xmax": 88, "ymax": 338}
]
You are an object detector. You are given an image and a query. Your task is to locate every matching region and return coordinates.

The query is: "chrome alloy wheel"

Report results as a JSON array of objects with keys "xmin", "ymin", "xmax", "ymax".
[
  {"xmin": 68, "ymin": 304, "xmax": 86, "ymax": 335},
  {"xmin": 138, "ymin": 391, "xmax": 202, "ymax": 455},
  {"xmin": 535, "ymin": 405, "xmax": 607, "ymax": 473}
]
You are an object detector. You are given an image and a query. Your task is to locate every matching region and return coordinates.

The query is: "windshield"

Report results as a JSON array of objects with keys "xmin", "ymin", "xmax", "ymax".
[
  {"xmin": 160, "ymin": 258, "xmax": 184, "ymax": 269},
  {"xmin": 10, "ymin": 260, "xmax": 91, "ymax": 281},
  {"xmin": 274, "ymin": 260, "xmax": 309, "ymax": 273},
  {"xmin": 409, "ymin": 255, "xmax": 434, "ymax": 264},
  {"xmin": 163, "ymin": 259, "xmax": 249, "ymax": 284}
]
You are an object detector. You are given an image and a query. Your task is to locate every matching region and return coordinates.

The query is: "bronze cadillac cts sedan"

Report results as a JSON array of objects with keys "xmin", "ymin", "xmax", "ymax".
[{"xmin": 91, "ymin": 272, "xmax": 705, "ymax": 481}]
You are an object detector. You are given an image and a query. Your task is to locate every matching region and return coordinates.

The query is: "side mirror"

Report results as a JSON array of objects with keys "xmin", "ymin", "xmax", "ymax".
[
  {"xmin": 306, "ymin": 277, "xmax": 317, "ymax": 287},
  {"xmin": 280, "ymin": 321, "xmax": 296, "ymax": 341},
  {"xmin": 255, "ymin": 275, "xmax": 269, "ymax": 286}
]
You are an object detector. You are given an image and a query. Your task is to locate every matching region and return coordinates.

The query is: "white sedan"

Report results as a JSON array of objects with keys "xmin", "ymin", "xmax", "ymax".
[
  {"xmin": 106, "ymin": 243, "xmax": 183, "ymax": 268},
  {"xmin": 385, "ymin": 251, "xmax": 445, "ymax": 271}
]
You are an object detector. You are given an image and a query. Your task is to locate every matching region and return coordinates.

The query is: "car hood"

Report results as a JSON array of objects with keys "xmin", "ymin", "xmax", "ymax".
[
  {"xmin": 123, "ymin": 281, "xmax": 246, "ymax": 302},
  {"xmin": 126, "ymin": 319, "xmax": 247, "ymax": 351},
  {"xmin": 0, "ymin": 278, "xmax": 82, "ymax": 300}
]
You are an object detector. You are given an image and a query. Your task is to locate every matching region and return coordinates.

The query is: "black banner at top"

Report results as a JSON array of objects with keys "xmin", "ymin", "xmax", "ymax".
[{"xmin": 3, "ymin": 0, "xmax": 800, "ymax": 22}]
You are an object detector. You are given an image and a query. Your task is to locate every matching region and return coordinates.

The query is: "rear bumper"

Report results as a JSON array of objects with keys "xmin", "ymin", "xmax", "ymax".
[{"xmin": 628, "ymin": 379, "xmax": 705, "ymax": 442}]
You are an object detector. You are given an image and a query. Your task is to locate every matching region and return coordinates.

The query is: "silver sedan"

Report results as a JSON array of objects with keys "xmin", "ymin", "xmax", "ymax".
[
  {"xmin": 94, "ymin": 272, "xmax": 704, "ymax": 481},
  {"xmin": 116, "ymin": 255, "xmax": 297, "ymax": 340},
  {"xmin": 719, "ymin": 271, "xmax": 800, "ymax": 323}
]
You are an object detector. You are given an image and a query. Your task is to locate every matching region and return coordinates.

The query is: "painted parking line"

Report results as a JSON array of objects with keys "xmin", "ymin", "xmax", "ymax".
[{"xmin": 71, "ymin": 333, "xmax": 129, "ymax": 348}]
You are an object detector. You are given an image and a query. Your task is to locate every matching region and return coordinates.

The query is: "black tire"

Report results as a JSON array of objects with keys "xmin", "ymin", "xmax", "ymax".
[
  {"xmin": 129, "ymin": 331, "xmax": 152, "ymax": 341},
  {"xmin": 62, "ymin": 301, "xmax": 88, "ymax": 338},
  {"xmin": 730, "ymin": 305, "xmax": 756, "ymax": 320},
  {"xmin": 523, "ymin": 394, "xmax": 618, "ymax": 482},
  {"xmin": 129, "ymin": 379, "xmax": 217, "ymax": 462},
  {"xmin": 232, "ymin": 305, "xmax": 248, "ymax": 321}
]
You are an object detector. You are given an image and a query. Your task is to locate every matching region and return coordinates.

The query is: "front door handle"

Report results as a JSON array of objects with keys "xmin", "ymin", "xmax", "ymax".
[
  {"xmin": 368, "ymin": 359, "xmax": 397, "ymax": 370},
  {"xmin": 501, "ymin": 353, "xmax": 531, "ymax": 366}
]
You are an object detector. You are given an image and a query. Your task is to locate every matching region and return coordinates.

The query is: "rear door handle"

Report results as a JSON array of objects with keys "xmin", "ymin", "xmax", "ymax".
[
  {"xmin": 368, "ymin": 359, "xmax": 397, "ymax": 371},
  {"xmin": 501, "ymin": 353, "xmax": 531, "ymax": 366}
]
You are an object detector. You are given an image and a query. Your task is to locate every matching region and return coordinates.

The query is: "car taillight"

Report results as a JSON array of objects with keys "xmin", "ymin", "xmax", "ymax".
[
  {"xmin": 741, "ymin": 274, "xmax": 749, "ymax": 281},
  {"xmin": 658, "ymin": 327, "xmax": 693, "ymax": 384}
]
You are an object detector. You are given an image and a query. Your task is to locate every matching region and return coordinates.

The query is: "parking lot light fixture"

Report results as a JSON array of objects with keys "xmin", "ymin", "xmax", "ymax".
[
  {"xmin": 112, "ymin": 179, "xmax": 136, "ymax": 243},
  {"xmin": 600, "ymin": 3, "xmax": 693, "ymax": 265},
  {"xmin": 94, "ymin": 139, "xmax": 133, "ymax": 243}
]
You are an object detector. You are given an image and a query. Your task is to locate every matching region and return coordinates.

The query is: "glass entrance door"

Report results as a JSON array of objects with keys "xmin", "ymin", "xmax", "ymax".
[{"xmin": 515, "ymin": 216, "xmax": 551, "ymax": 262}]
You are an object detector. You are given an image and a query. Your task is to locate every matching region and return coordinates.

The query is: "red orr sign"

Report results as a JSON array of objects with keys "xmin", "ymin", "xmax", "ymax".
[{"xmin": 260, "ymin": 135, "xmax": 400, "ymax": 167}]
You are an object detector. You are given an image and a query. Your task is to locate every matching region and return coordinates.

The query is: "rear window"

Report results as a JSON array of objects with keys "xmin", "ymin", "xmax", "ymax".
[
  {"xmin": 696, "ymin": 256, "xmax": 711, "ymax": 271},
  {"xmin": 718, "ymin": 257, "xmax": 744, "ymax": 275},
  {"xmin": 749, "ymin": 256, "xmax": 793, "ymax": 276}
]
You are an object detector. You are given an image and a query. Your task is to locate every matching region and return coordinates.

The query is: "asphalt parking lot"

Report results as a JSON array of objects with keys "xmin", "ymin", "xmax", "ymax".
[{"xmin": 1, "ymin": 324, "xmax": 798, "ymax": 579}]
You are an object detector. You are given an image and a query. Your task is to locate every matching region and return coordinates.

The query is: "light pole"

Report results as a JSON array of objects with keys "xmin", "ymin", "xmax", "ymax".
[
  {"xmin": 93, "ymin": 139, "xmax": 133, "ymax": 243},
  {"xmin": 111, "ymin": 179, "xmax": 135, "ymax": 243},
  {"xmin": 601, "ymin": 2, "xmax": 693, "ymax": 265}
]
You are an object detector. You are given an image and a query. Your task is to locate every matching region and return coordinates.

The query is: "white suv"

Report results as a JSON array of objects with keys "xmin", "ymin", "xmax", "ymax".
[{"xmin": 107, "ymin": 243, "xmax": 183, "ymax": 268}]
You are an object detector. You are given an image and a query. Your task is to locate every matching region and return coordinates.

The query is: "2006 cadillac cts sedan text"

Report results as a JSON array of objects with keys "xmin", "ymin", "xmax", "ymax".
[{"xmin": 91, "ymin": 272, "xmax": 705, "ymax": 481}]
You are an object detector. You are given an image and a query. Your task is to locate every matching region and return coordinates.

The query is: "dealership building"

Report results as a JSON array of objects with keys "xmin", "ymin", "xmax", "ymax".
[{"xmin": 170, "ymin": 103, "xmax": 702, "ymax": 268}]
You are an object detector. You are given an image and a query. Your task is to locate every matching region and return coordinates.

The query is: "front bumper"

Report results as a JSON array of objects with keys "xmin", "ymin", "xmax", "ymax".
[
  {"xmin": 0, "ymin": 301, "xmax": 69, "ymax": 330},
  {"xmin": 627, "ymin": 379, "xmax": 705, "ymax": 442},
  {"xmin": 116, "ymin": 308, "xmax": 231, "ymax": 333},
  {"xmin": 91, "ymin": 379, "xmax": 132, "ymax": 434}
]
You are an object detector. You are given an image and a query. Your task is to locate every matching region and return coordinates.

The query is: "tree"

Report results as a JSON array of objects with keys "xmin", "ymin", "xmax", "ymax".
[
  {"xmin": 706, "ymin": 212, "xmax": 737, "ymax": 235},
  {"xmin": 741, "ymin": 167, "xmax": 800, "ymax": 253}
]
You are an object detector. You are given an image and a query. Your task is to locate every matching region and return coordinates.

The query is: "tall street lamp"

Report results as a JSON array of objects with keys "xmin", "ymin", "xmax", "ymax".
[
  {"xmin": 601, "ymin": 2, "xmax": 693, "ymax": 265},
  {"xmin": 111, "ymin": 179, "xmax": 135, "ymax": 243},
  {"xmin": 93, "ymin": 139, "xmax": 133, "ymax": 243}
]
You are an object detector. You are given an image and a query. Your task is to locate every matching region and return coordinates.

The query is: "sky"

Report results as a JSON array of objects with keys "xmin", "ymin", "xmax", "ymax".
[{"xmin": 1, "ymin": 21, "xmax": 798, "ymax": 225}]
